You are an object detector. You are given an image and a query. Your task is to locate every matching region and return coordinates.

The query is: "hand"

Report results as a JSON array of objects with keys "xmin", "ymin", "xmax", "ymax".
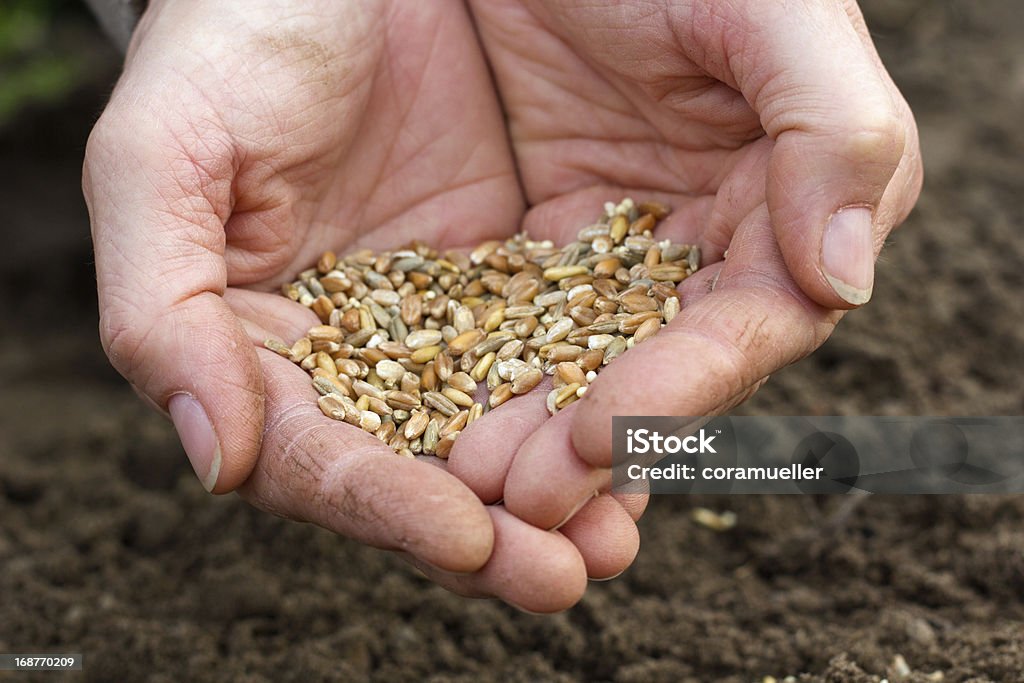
[
  {"xmin": 448, "ymin": 0, "xmax": 922, "ymax": 531},
  {"xmin": 82, "ymin": 0, "xmax": 634, "ymax": 611}
]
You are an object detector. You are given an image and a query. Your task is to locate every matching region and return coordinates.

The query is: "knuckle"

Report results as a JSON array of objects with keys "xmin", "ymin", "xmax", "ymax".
[
  {"xmin": 85, "ymin": 104, "xmax": 151, "ymax": 169},
  {"xmin": 82, "ymin": 111, "xmax": 125, "ymax": 195},
  {"xmin": 836, "ymin": 106, "xmax": 907, "ymax": 165},
  {"xmin": 84, "ymin": 109, "xmax": 119, "ymax": 154}
]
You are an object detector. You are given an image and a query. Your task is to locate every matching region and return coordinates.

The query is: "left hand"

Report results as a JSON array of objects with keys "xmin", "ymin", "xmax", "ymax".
[
  {"xmin": 83, "ymin": 0, "xmax": 634, "ymax": 612},
  {"xmin": 448, "ymin": 0, "xmax": 923, "ymax": 537}
]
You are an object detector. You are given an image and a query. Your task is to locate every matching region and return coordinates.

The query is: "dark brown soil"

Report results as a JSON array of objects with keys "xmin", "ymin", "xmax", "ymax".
[{"xmin": 2, "ymin": 1, "xmax": 1022, "ymax": 681}]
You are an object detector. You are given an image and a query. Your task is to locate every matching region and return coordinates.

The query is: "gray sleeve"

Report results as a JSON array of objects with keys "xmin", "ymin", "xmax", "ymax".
[{"xmin": 83, "ymin": 0, "xmax": 147, "ymax": 52}]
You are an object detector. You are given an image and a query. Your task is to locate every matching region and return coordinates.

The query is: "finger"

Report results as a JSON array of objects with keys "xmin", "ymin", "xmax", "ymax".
[
  {"xmin": 558, "ymin": 494, "xmax": 640, "ymax": 580},
  {"xmin": 571, "ymin": 204, "xmax": 841, "ymax": 468},
  {"xmin": 612, "ymin": 487, "xmax": 650, "ymax": 522},
  {"xmin": 406, "ymin": 506, "xmax": 587, "ymax": 613},
  {"xmin": 240, "ymin": 348, "xmax": 494, "ymax": 573},
  {"xmin": 682, "ymin": 0, "xmax": 911, "ymax": 307},
  {"xmin": 456, "ymin": 390, "xmax": 648, "ymax": 533},
  {"xmin": 223, "ymin": 288, "xmax": 320, "ymax": 346},
  {"xmin": 505, "ymin": 367, "xmax": 757, "ymax": 527},
  {"xmin": 446, "ymin": 377, "xmax": 553, "ymax": 504},
  {"xmin": 840, "ymin": 1, "xmax": 924, "ymax": 232},
  {"xmin": 677, "ymin": 260, "xmax": 724, "ymax": 306},
  {"xmin": 84, "ymin": 117, "xmax": 262, "ymax": 494},
  {"xmin": 503, "ymin": 401, "xmax": 609, "ymax": 530},
  {"xmin": 700, "ymin": 137, "xmax": 771, "ymax": 262}
]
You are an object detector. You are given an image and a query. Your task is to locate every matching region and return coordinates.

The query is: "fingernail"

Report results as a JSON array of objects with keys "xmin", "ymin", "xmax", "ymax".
[
  {"xmin": 168, "ymin": 393, "xmax": 221, "ymax": 492},
  {"xmin": 409, "ymin": 555, "xmax": 478, "ymax": 579},
  {"xmin": 509, "ymin": 603, "xmax": 549, "ymax": 616},
  {"xmin": 822, "ymin": 207, "xmax": 875, "ymax": 305},
  {"xmin": 590, "ymin": 569, "xmax": 627, "ymax": 582}
]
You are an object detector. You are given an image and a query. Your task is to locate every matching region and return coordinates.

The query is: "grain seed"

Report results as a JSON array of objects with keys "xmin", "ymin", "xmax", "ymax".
[
  {"xmin": 405, "ymin": 329, "xmax": 443, "ymax": 349},
  {"xmin": 463, "ymin": 350, "xmax": 493, "ymax": 382},
  {"xmin": 511, "ymin": 368, "xmax": 543, "ymax": 394},
  {"xmin": 663, "ymin": 295, "xmax": 680, "ymax": 323},
  {"xmin": 489, "ymin": 383, "xmax": 513, "ymax": 408},
  {"xmin": 424, "ymin": 391, "xmax": 458, "ymax": 417},
  {"xmin": 404, "ymin": 410, "xmax": 430, "ymax": 439},
  {"xmin": 633, "ymin": 317, "xmax": 662, "ymax": 344},
  {"xmin": 447, "ymin": 372, "xmax": 477, "ymax": 395},
  {"xmin": 442, "ymin": 386, "xmax": 475, "ymax": 408}
]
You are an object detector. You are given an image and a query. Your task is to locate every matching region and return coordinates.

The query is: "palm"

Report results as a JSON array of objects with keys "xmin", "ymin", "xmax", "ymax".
[
  {"xmin": 190, "ymin": 7, "xmax": 522, "ymax": 289},
  {"xmin": 470, "ymin": 0, "xmax": 769, "ymax": 257}
]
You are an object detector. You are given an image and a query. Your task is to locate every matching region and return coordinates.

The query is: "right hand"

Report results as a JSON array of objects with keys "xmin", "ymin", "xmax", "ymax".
[{"xmin": 82, "ymin": 0, "xmax": 636, "ymax": 611}]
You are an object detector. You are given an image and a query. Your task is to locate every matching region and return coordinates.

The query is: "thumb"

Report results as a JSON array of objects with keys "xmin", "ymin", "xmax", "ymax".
[
  {"xmin": 693, "ymin": 1, "xmax": 908, "ymax": 307},
  {"xmin": 84, "ymin": 112, "xmax": 262, "ymax": 493}
]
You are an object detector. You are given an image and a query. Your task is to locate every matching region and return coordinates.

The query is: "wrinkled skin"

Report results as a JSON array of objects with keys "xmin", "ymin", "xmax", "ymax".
[{"xmin": 83, "ymin": 0, "xmax": 921, "ymax": 611}]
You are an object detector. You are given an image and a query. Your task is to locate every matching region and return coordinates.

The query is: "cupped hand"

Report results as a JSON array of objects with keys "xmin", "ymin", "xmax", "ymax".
[
  {"xmin": 447, "ymin": 0, "xmax": 922, "ymax": 531},
  {"xmin": 84, "ymin": 0, "xmax": 924, "ymax": 611},
  {"xmin": 82, "ymin": 0, "xmax": 632, "ymax": 611}
]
